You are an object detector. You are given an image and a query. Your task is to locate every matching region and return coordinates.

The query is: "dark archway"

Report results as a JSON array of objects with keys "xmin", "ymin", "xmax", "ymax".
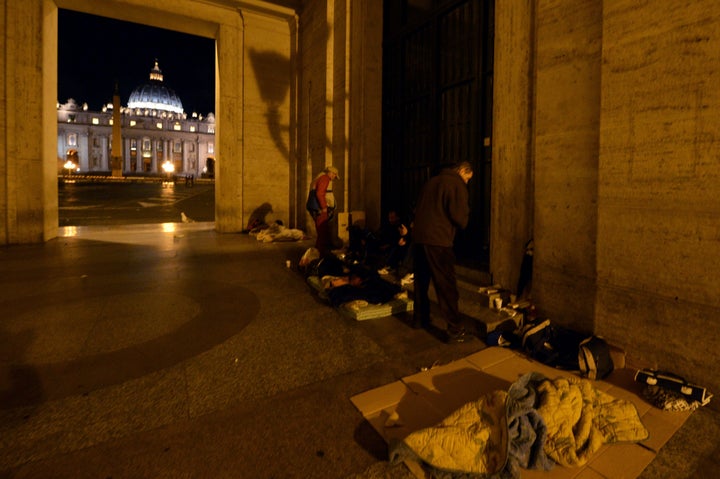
[{"xmin": 381, "ymin": 0, "xmax": 494, "ymax": 269}]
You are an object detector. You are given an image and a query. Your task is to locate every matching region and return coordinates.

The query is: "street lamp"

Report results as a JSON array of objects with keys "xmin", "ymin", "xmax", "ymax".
[
  {"xmin": 162, "ymin": 160, "xmax": 175, "ymax": 183},
  {"xmin": 63, "ymin": 160, "xmax": 76, "ymax": 176}
]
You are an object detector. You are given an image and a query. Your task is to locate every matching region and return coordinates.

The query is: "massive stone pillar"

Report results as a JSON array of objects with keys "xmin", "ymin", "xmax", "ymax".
[
  {"xmin": 0, "ymin": 0, "xmax": 59, "ymax": 244},
  {"xmin": 530, "ymin": 0, "xmax": 602, "ymax": 330},
  {"xmin": 490, "ymin": 1, "xmax": 536, "ymax": 292}
]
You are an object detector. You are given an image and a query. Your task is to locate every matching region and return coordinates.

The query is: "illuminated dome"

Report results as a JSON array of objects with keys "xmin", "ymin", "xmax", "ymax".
[{"xmin": 127, "ymin": 60, "xmax": 184, "ymax": 115}]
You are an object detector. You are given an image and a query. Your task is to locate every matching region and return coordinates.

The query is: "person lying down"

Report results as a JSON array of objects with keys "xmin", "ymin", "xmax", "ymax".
[{"xmin": 320, "ymin": 264, "xmax": 403, "ymax": 307}]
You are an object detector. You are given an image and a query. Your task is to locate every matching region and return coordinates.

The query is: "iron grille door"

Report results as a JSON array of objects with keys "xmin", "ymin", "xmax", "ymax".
[{"xmin": 382, "ymin": 0, "xmax": 493, "ymax": 268}]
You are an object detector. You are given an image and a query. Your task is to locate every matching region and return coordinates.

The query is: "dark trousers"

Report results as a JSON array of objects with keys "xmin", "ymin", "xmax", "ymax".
[
  {"xmin": 314, "ymin": 211, "xmax": 331, "ymax": 256},
  {"xmin": 413, "ymin": 244, "xmax": 461, "ymax": 331}
]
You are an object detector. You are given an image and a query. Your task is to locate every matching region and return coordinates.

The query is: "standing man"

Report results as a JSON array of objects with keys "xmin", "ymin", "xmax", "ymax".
[
  {"xmin": 312, "ymin": 165, "xmax": 339, "ymax": 255},
  {"xmin": 412, "ymin": 161, "xmax": 473, "ymax": 343}
]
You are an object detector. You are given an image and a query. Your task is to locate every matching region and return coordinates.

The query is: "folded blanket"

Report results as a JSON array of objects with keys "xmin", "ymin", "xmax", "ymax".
[
  {"xmin": 389, "ymin": 390, "xmax": 510, "ymax": 478},
  {"xmin": 532, "ymin": 374, "xmax": 648, "ymax": 467},
  {"xmin": 389, "ymin": 372, "xmax": 649, "ymax": 478}
]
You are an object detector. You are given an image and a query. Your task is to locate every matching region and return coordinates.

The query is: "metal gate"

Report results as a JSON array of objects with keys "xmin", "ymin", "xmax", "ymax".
[{"xmin": 382, "ymin": 0, "xmax": 494, "ymax": 268}]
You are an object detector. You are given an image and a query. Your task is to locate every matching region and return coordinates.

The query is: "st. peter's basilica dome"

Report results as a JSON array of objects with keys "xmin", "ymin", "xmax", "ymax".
[{"xmin": 127, "ymin": 60, "xmax": 184, "ymax": 116}]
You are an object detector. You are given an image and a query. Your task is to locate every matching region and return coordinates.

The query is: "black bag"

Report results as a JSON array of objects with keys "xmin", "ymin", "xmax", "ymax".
[
  {"xmin": 578, "ymin": 336, "xmax": 614, "ymax": 380},
  {"xmin": 306, "ymin": 189, "xmax": 321, "ymax": 214},
  {"xmin": 521, "ymin": 320, "xmax": 587, "ymax": 371},
  {"xmin": 634, "ymin": 369, "xmax": 712, "ymax": 405}
]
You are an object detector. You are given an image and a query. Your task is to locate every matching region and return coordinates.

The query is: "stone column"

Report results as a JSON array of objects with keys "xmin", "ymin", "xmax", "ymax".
[
  {"xmin": 490, "ymin": 1, "xmax": 535, "ymax": 292},
  {"xmin": 0, "ymin": 0, "xmax": 59, "ymax": 243}
]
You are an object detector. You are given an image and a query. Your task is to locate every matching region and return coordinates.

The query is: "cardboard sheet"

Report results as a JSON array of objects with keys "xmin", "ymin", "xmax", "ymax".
[{"xmin": 351, "ymin": 347, "xmax": 693, "ymax": 478}]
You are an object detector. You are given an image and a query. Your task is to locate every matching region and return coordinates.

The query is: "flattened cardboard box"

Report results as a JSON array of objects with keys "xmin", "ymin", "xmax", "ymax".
[{"xmin": 351, "ymin": 347, "xmax": 692, "ymax": 479}]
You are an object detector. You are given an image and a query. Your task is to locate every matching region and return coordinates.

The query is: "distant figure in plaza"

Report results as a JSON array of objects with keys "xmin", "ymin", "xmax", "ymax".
[
  {"xmin": 311, "ymin": 165, "xmax": 339, "ymax": 256},
  {"xmin": 412, "ymin": 161, "xmax": 473, "ymax": 343}
]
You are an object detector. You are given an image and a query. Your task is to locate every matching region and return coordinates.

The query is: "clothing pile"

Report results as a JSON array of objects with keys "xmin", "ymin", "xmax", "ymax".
[{"xmin": 389, "ymin": 372, "xmax": 649, "ymax": 479}]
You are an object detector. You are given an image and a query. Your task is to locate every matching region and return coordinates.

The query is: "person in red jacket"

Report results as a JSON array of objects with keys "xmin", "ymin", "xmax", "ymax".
[
  {"xmin": 412, "ymin": 161, "xmax": 473, "ymax": 343},
  {"xmin": 311, "ymin": 166, "xmax": 339, "ymax": 255}
]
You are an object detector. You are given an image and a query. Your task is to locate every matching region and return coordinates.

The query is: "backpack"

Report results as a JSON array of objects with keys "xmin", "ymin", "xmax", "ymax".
[
  {"xmin": 521, "ymin": 319, "xmax": 595, "ymax": 372},
  {"xmin": 306, "ymin": 188, "xmax": 321, "ymax": 214},
  {"xmin": 578, "ymin": 336, "xmax": 614, "ymax": 380}
]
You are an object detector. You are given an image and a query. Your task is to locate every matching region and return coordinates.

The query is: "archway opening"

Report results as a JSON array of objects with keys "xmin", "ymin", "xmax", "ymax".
[{"xmin": 57, "ymin": 8, "xmax": 216, "ymax": 227}]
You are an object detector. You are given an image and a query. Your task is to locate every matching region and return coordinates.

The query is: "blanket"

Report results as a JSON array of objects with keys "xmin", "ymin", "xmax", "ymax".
[
  {"xmin": 389, "ymin": 372, "xmax": 648, "ymax": 478},
  {"xmin": 253, "ymin": 223, "xmax": 305, "ymax": 242}
]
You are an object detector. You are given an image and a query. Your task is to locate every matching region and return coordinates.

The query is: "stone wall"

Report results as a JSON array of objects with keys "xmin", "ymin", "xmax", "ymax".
[
  {"xmin": 490, "ymin": 0, "xmax": 535, "ymax": 297},
  {"xmin": 525, "ymin": 0, "xmax": 720, "ymax": 398},
  {"xmin": 299, "ymin": 0, "xmax": 383, "ymax": 235},
  {"xmin": 241, "ymin": 11, "xmax": 296, "ymax": 228},
  {"xmin": 596, "ymin": 1, "xmax": 720, "ymax": 391},
  {"xmin": 299, "ymin": 0, "xmax": 332, "ymax": 236},
  {"xmin": 532, "ymin": 0, "xmax": 602, "ymax": 330}
]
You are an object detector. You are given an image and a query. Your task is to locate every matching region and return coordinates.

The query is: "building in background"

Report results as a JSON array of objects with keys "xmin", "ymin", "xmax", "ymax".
[{"xmin": 57, "ymin": 61, "xmax": 215, "ymax": 177}]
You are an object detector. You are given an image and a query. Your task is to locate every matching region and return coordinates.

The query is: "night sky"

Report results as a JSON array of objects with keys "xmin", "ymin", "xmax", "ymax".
[{"xmin": 58, "ymin": 9, "xmax": 215, "ymax": 115}]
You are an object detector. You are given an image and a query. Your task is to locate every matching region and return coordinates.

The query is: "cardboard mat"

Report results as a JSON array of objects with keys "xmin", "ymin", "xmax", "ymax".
[{"xmin": 351, "ymin": 347, "xmax": 693, "ymax": 478}]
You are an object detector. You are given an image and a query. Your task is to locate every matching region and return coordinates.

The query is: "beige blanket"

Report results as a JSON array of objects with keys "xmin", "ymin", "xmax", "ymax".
[{"xmin": 390, "ymin": 372, "xmax": 649, "ymax": 477}]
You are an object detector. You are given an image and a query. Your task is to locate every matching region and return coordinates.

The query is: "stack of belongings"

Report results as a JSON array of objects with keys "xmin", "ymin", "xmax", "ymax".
[
  {"xmin": 486, "ymin": 316, "xmax": 616, "ymax": 382},
  {"xmin": 634, "ymin": 369, "xmax": 713, "ymax": 411},
  {"xmin": 299, "ymin": 248, "xmax": 413, "ymax": 320}
]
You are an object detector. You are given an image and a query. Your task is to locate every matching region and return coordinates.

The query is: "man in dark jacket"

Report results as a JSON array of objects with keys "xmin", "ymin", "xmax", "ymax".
[{"xmin": 412, "ymin": 161, "xmax": 473, "ymax": 342}]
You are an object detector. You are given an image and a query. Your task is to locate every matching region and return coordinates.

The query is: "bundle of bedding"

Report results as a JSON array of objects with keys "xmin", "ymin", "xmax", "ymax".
[
  {"xmin": 389, "ymin": 371, "xmax": 649, "ymax": 478},
  {"xmin": 306, "ymin": 273, "xmax": 413, "ymax": 320}
]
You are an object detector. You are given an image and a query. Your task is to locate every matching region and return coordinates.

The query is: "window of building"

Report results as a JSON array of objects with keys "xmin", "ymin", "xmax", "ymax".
[
  {"xmin": 173, "ymin": 122, "xmax": 181, "ymax": 131},
  {"xmin": 208, "ymin": 142, "xmax": 214, "ymax": 154},
  {"xmin": 130, "ymin": 139, "xmax": 137, "ymax": 150},
  {"xmin": 173, "ymin": 141, "xmax": 182, "ymax": 153},
  {"xmin": 68, "ymin": 133, "xmax": 77, "ymax": 146},
  {"xmin": 130, "ymin": 120, "xmax": 137, "ymax": 127},
  {"xmin": 208, "ymin": 126, "xmax": 215, "ymax": 134},
  {"xmin": 92, "ymin": 118, "xmax": 100, "ymax": 125},
  {"xmin": 190, "ymin": 125, "xmax": 196, "ymax": 132},
  {"xmin": 157, "ymin": 141, "xmax": 163, "ymax": 152},
  {"xmin": 142, "ymin": 138, "xmax": 151, "ymax": 151},
  {"xmin": 156, "ymin": 122, "xmax": 163, "ymax": 129}
]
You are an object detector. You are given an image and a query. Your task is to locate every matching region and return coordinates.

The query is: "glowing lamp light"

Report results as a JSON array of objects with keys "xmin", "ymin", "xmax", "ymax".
[{"xmin": 162, "ymin": 161, "xmax": 175, "ymax": 174}]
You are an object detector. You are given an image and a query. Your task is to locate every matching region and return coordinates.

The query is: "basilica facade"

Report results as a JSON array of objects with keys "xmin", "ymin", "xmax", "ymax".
[{"xmin": 56, "ymin": 61, "xmax": 215, "ymax": 177}]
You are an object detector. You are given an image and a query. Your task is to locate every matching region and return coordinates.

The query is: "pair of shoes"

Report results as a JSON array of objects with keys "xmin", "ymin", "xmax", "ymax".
[{"xmin": 445, "ymin": 328, "xmax": 471, "ymax": 344}]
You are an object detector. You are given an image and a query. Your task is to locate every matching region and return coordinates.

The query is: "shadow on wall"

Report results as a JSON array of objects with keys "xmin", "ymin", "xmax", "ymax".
[{"xmin": 248, "ymin": 48, "xmax": 291, "ymax": 160}]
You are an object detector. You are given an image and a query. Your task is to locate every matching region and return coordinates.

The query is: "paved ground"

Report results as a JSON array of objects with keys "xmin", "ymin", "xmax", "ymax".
[
  {"xmin": 0, "ymin": 183, "xmax": 717, "ymax": 478},
  {"xmin": 58, "ymin": 180, "xmax": 215, "ymax": 226}
]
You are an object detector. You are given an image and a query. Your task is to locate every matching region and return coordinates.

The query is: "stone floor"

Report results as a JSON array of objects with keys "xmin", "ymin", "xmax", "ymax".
[{"xmin": 0, "ymin": 222, "xmax": 717, "ymax": 478}]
